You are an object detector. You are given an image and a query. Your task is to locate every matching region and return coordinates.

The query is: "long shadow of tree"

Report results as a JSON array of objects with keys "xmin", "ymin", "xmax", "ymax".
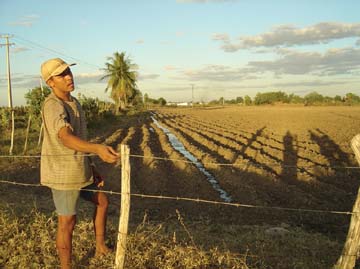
[
  {"xmin": 281, "ymin": 131, "xmax": 298, "ymax": 183},
  {"xmin": 309, "ymin": 129, "xmax": 358, "ymax": 193},
  {"xmin": 278, "ymin": 131, "xmax": 348, "ymax": 214},
  {"xmin": 310, "ymin": 129, "xmax": 350, "ymax": 166}
]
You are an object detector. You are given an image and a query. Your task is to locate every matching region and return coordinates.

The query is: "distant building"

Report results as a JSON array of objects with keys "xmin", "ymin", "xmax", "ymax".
[
  {"xmin": 177, "ymin": 102, "xmax": 190, "ymax": 106},
  {"xmin": 166, "ymin": 102, "xmax": 191, "ymax": 106}
]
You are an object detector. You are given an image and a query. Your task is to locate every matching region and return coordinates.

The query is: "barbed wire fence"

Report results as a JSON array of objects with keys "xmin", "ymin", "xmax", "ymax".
[{"xmin": 1, "ymin": 145, "xmax": 360, "ymax": 268}]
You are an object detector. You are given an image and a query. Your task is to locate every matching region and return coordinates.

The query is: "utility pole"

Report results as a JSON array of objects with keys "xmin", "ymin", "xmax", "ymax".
[
  {"xmin": 40, "ymin": 77, "xmax": 44, "ymax": 96},
  {"xmin": 142, "ymin": 92, "xmax": 145, "ymax": 104},
  {"xmin": 190, "ymin": 84, "xmax": 194, "ymax": 108},
  {"xmin": 38, "ymin": 77, "xmax": 45, "ymax": 146},
  {"xmin": 0, "ymin": 34, "xmax": 15, "ymax": 155}
]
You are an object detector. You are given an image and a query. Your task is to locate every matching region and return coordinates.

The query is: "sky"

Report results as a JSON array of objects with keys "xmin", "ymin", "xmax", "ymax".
[{"xmin": 0, "ymin": 0, "xmax": 360, "ymax": 106}]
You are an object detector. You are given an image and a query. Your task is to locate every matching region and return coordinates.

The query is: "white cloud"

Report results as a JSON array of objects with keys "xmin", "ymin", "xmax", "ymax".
[
  {"xmin": 272, "ymin": 80, "xmax": 346, "ymax": 88},
  {"xmin": 136, "ymin": 39, "xmax": 144, "ymax": 44},
  {"xmin": 248, "ymin": 47, "xmax": 360, "ymax": 76},
  {"xmin": 138, "ymin": 73, "xmax": 160, "ymax": 80},
  {"xmin": 8, "ymin": 14, "xmax": 39, "ymax": 27},
  {"xmin": 170, "ymin": 47, "xmax": 360, "ymax": 83},
  {"xmin": 11, "ymin": 47, "xmax": 29, "ymax": 54},
  {"xmin": 178, "ymin": 64, "xmax": 257, "ymax": 81},
  {"xmin": 211, "ymin": 33, "xmax": 229, "ymax": 41},
  {"xmin": 77, "ymin": 72, "xmax": 104, "ymax": 78},
  {"xmin": 0, "ymin": 73, "xmax": 40, "ymax": 89},
  {"xmin": 74, "ymin": 72, "xmax": 104, "ymax": 84},
  {"xmin": 23, "ymin": 15, "xmax": 39, "ymax": 20},
  {"xmin": 164, "ymin": 65, "xmax": 177, "ymax": 71},
  {"xmin": 213, "ymin": 22, "xmax": 360, "ymax": 52}
]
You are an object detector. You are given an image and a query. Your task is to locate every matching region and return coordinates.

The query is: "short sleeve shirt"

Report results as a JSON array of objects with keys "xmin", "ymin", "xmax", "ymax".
[{"xmin": 40, "ymin": 92, "xmax": 92, "ymax": 190}]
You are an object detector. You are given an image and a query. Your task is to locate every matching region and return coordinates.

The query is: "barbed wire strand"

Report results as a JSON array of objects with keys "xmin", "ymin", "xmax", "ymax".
[
  {"xmin": 128, "ymin": 154, "xmax": 360, "ymax": 170},
  {"xmin": 0, "ymin": 152, "xmax": 360, "ymax": 170},
  {"xmin": 1, "ymin": 178, "xmax": 358, "ymax": 265},
  {"xmin": 0, "ymin": 153, "xmax": 97, "ymax": 158},
  {"xmin": 0, "ymin": 179, "xmax": 355, "ymax": 216}
]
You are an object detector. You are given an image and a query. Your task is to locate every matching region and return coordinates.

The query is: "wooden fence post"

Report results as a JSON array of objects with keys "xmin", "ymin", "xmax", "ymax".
[
  {"xmin": 9, "ymin": 109, "xmax": 15, "ymax": 155},
  {"xmin": 334, "ymin": 190, "xmax": 360, "ymax": 269},
  {"xmin": 115, "ymin": 144, "xmax": 131, "ymax": 269},
  {"xmin": 23, "ymin": 114, "xmax": 31, "ymax": 154},
  {"xmin": 38, "ymin": 122, "xmax": 43, "ymax": 147},
  {"xmin": 336, "ymin": 135, "xmax": 360, "ymax": 268}
]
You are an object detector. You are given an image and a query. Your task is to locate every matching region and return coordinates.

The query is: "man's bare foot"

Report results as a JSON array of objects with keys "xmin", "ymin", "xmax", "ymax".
[{"xmin": 95, "ymin": 244, "xmax": 112, "ymax": 257}]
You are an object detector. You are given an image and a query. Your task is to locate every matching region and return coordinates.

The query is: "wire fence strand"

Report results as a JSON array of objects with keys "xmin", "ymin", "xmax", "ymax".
[
  {"xmin": 0, "ymin": 153, "xmax": 97, "ymax": 158},
  {"xmin": 129, "ymin": 154, "xmax": 360, "ymax": 170},
  {"xmin": 0, "ymin": 179, "xmax": 355, "ymax": 216},
  {"xmin": 1, "ymin": 152, "xmax": 360, "ymax": 170}
]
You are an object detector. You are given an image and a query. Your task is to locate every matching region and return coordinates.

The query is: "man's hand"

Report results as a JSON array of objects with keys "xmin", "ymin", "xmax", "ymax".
[
  {"xmin": 59, "ymin": 127, "xmax": 119, "ymax": 164},
  {"xmin": 95, "ymin": 144, "xmax": 119, "ymax": 163}
]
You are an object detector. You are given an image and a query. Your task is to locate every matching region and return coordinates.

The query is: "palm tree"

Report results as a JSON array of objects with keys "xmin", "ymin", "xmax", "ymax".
[{"xmin": 101, "ymin": 52, "xmax": 138, "ymax": 112}]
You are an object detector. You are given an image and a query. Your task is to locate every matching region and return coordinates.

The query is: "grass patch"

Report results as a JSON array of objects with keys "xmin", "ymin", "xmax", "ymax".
[
  {"xmin": 0, "ymin": 204, "xmax": 343, "ymax": 269},
  {"xmin": 0, "ymin": 206, "xmax": 250, "ymax": 269}
]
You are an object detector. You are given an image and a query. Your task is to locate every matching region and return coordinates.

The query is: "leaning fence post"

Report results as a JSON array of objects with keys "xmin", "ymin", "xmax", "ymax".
[
  {"xmin": 115, "ymin": 144, "xmax": 131, "ymax": 269},
  {"xmin": 334, "ymin": 189, "xmax": 360, "ymax": 269},
  {"xmin": 335, "ymin": 135, "xmax": 360, "ymax": 269}
]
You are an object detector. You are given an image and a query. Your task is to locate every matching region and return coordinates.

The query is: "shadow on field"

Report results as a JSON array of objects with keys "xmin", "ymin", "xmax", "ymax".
[
  {"xmin": 281, "ymin": 131, "xmax": 298, "ymax": 182},
  {"xmin": 310, "ymin": 128, "xmax": 351, "ymax": 166},
  {"xmin": 309, "ymin": 128, "xmax": 359, "ymax": 193},
  {"xmin": 2, "ymin": 111, "xmax": 358, "ymax": 269},
  {"xmin": 154, "ymin": 114, "xmax": 358, "ymax": 215},
  {"xmin": 126, "ymin": 116, "xmax": 350, "ymax": 241},
  {"xmin": 110, "ymin": 118, "xmax": 349, "ymax": 269}
]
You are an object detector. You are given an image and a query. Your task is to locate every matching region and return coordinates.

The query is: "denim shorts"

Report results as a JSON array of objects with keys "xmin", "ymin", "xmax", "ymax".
[{"xmin": 51, "ymin": 183, "xmax": 99, "ymax": 216}]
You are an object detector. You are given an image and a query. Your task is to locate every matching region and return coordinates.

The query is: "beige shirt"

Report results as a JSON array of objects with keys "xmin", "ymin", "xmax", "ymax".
[{"xmin": 40, "ymin": 92, "xmax": 92, "ymax": 190}]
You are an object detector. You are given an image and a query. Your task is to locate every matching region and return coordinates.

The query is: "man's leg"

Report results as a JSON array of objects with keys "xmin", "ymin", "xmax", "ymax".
[
  {"xmin": 51, "ymin": 189, "xmax": 79, "ymax": 268},
  {"xmin": 57, "ymin": 215, "xmax": 76, "ymax": 269},
  {"xmin": 92, "ymin": 192, "xmax": 111, "ymax": 255}
]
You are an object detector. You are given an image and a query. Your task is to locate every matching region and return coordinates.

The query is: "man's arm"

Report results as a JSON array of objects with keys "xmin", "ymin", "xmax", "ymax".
[{"xmin": 58, "ymin": 126, "xmax": 119, "ymax": 163}]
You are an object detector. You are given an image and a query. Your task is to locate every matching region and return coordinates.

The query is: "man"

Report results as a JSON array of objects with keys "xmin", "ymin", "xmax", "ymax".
[{"xmin": 40, "ymin": 58, "xmax": 119, "ymax": 269}]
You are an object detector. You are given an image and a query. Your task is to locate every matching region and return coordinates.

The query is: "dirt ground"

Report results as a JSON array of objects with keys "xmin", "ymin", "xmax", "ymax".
[
  {"xmin": 1, "ymin": 106, "xmax": 360, "ymax": 267},
  {"xmin": 151, "ymin": 106, "xmax": 360, "ymax": 234},
  {"xmin": 2, "ymin": 106, "xmax": 360, "ymax": 227}
]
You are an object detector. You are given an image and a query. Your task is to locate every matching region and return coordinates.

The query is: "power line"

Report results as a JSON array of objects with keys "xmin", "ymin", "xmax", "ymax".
[{"xmin": 12, "ymin": 35, "xmax": 102, "ymax": 70}]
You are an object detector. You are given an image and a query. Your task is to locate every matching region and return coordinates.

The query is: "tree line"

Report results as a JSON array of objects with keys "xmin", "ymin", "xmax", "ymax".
[{"xmin": 208, "ymin": 91, "xmax": 360, "ymax": 106}]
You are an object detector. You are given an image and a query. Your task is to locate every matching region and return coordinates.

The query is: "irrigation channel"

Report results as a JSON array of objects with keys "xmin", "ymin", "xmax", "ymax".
[{"xmin": 151, "ymin": 114, "xmax": 232, "ymax": 202}]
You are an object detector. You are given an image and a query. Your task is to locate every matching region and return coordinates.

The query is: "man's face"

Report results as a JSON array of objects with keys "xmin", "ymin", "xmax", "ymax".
[{"xmin": 48, "ymin": 68, "xmax": 75, "ymax": 93}]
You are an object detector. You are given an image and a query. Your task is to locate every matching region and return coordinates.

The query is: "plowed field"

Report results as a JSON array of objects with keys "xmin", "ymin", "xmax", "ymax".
[
  {"xmin": 86, "ymin": 106, "xmax": 360, "ymax": 235},
  {"xmin": 2, "ymin": 106, "xmax": 360, "ymax": 268}
]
